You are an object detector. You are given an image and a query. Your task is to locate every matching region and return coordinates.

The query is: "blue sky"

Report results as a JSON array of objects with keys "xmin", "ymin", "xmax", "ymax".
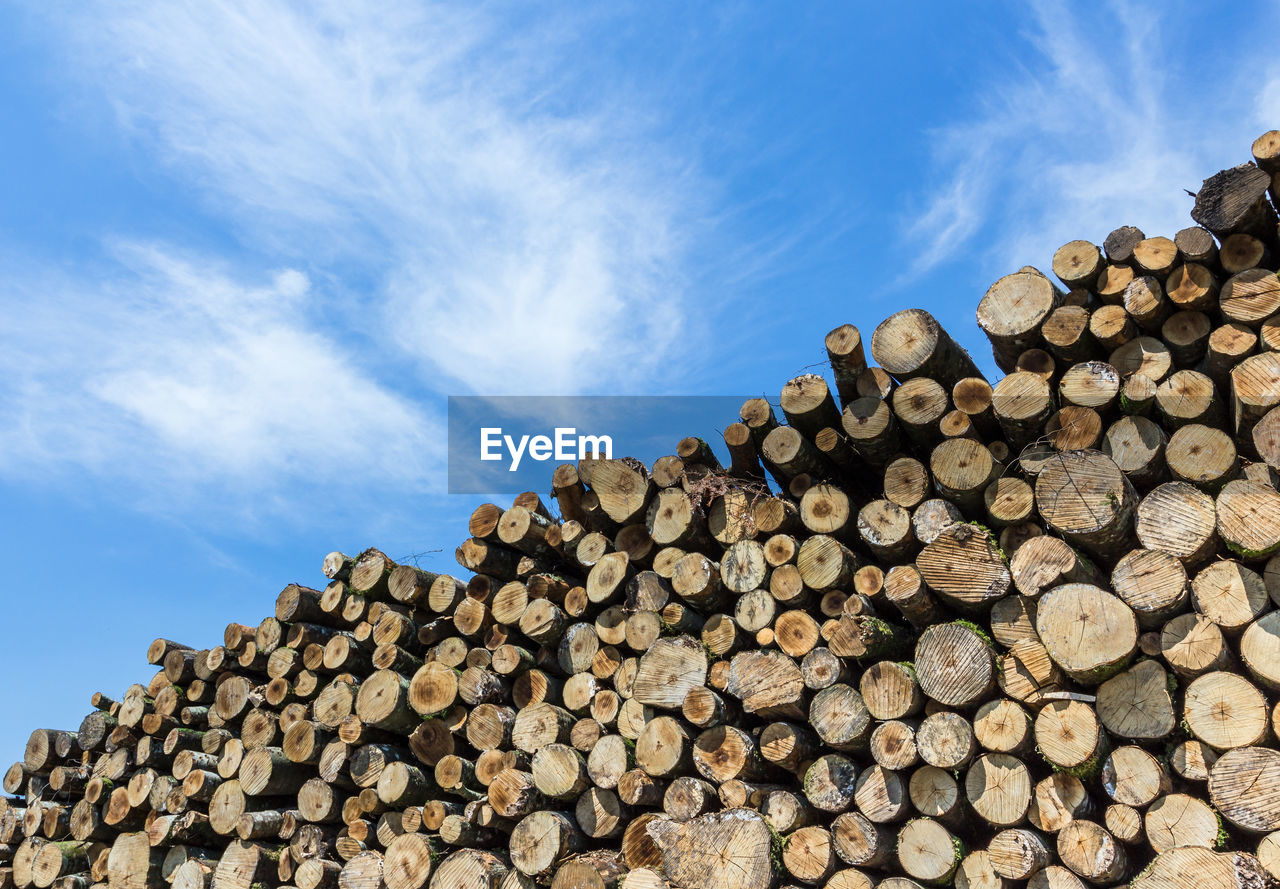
[{"xmin": 2, "ymin": 1, "xmax": 1278, "ymax": 761}]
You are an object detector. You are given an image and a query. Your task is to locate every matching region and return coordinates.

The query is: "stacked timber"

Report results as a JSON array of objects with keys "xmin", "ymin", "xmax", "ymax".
[{"xmin": 5, "ymin": 132, "xmax": 1280, "ymax": 889}]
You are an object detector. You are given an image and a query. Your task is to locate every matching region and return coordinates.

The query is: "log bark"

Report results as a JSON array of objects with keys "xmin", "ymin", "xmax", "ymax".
[
  {"xmin": 1104, "ymin": 225, "xmax": 1145, "ymax": 264},
  {"xmin": 1192, "ymin": 163, "xmax": 1278, "ymax": 244}
]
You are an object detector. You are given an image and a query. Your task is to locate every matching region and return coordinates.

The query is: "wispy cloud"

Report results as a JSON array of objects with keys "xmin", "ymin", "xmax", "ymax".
[
  {"xmin": 0, "ymin": 2, "xmax": 710, "ymax": 517},
  {"xmin": 0, "ymin": 244, "xmax": 436, "ymax": 509},
  {"xmin": 903, "ymin": 0, "xmax": 1280, "ymax": 281},
  {"xmin": 57, "ymin": 1, "xmax": 699, "ymax": 395}
]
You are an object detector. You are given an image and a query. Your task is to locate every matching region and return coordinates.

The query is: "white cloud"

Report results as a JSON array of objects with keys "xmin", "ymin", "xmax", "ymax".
[
  {"xmin": 55, "ymin": 0, "xmax": 699, "ymax": 396},
  {"xmin": 0, "ymin": 1, "xmax": 709, "ymax": 520},
  {"xmin": 0, "ymin": 244, "xmax": 437, "ymax": 506},
  {"xmin": 903, "ymin": 0, "xmax": 1280, "ymax": 281}
]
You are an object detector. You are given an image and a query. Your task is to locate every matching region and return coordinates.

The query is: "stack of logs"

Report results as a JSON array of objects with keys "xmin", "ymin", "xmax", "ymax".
[{"xmin": 7, "ymin": 133, "xmax": 1280, "ymax": 889}]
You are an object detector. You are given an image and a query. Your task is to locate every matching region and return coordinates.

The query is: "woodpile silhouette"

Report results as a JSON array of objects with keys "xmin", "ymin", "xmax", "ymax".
[{"xmin": 6, "ymin": 131, "xmax": 1280, "ymax": 889}]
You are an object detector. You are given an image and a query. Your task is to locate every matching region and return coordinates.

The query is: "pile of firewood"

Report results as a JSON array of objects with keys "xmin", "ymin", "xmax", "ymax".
[{"xmin": 6, "ymin": 133, "xmax": 1280, "ymax": 889}]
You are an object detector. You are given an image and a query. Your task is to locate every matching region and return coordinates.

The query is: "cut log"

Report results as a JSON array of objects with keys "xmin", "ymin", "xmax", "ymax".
[
  {"xmin": 1052, "ymin": 242, "xmax": 1103, "ymax": 291},
  {"xmin": 634, "ymin": 718, "xmax": 690, "ymax": 778},
  {"xmin": 1184, "ymin": 671, "xmax": 1269, "ymax": 750},
  {"xmin": 825, "ymin": 325, "xmax": 867, "ymax": 407},
  {"xmin": 106, "ymin": 833, "xmax": 163, "ymax": 889},
  {"xmin": 841, "ymin": 398, "xmax": 901, "ymax": 468},
  {"xmin": 831, "ymin": 812, "xmax": 893, "ymax": 870},
  {"xmin": 1217, "ymin": 479, "xmax": 1280, "ymax": 560},
  {"xmin": 645, "ymin": 809, "xmax": 776, "ymax": 889},
  {"xmin": 808, "ymin": 685, "xmax": 871, "ymax": 753},
  {"xmin": 1035, "ymin": 584, "xmax": 1137, "ymax": 684},
  {"xmin": 429, "ymin": 849, "xmax": 508, "ymax": 889},
  {"xmin": 1028, "ymin": 772, "xmax": 1089, "ymax": 834},
  {"xmin": 1042, "ymin": 307, "xmax": 1097, "ymax": 368},
  {"xmin": 1095, "ymin": 659, "xmax": 1176, "ymax": 740},
  {"xmin": 929, "ymin": 439, "xmax": 999, "ymax": 515},
  {"xmin": 914, "ymin": 523, "xmax": 1010, "ymax": 613},
  {"xmin": 1192, "ymin": 163, "xmax": 1278, "ymax": 244},
  {"xmin": 918, "ymin": 712, "xmax": 976, "ymax": 772},
  {"xmin": 871, "ymin": 309, "xmax": 981, "ymax": 391},
  {"xmin": 781, "ymin": 374, "xmax": 842, "ymax": 439},
  {"xmin": 869, "ymin": 720, "xmax": 918, "ymax": 771},
  {"xmin": 1191, "ymin": 560, "xmax": 1268, "ymax": 631},
  {"xmin": 1131, "ymin": 847, "xmax": 1271, "ymax": 889},
  {"xmin": 965, "ymin": 754, "xmax": 1030, "ymax": 828},
  {"xmin": 1211, "ymin": 746, "xmax": 1280, "ymax": 832},
  {"xmin": 973, "ymin": 699, "xmax": 1032, "ymax": 754},
  {"xmin": 992, "ymin": 372, "xmax": 1053, "ymax": 450},
  {"xmin": 631, "ymin": 637, "xmax": 707, "ymax": 711},
  {"xmin": 897, "ymin": 818, "xmax": 961, "ymax": 885},
  {"xmin": 802, "ymin": 755, "xmax": 859, "ymax": 813},
  {"xmin": 1145, "ymin": 793, "xmax": 1219, "ymax": 853},
  {"xmin": 1105, "ymin": 225, "xmax": 1145, "ymax": 264},
  {"xmin": 987, "ymin": 828, "xmax": 1052, "ymax": 881},
  {"xmin": 892, "ymin": 378, "xmax": 949, "ymax": 451},
  {"xmin": 1010, "ymin": 536, "xmax": 1100, "ymax": 599},
  {"xmin": 979, "ymin": 270, "xmax": 1058, "ymax": 370},
  {"xmin": 1161, "ymin": 612, "xmax": 1232, "ymax": 679},
  {"xmin": 1056, "ymin": 821, "xmax": 1125, "ymax": 883},
  {"xmin": 1110, "ymin": 548, "xmax": 1188, "ymax": 628},
  {"xmin": 914, "ymin": 623, "xmax": 995, "ymax": 708},
  {"xmin": 1135, "ymin": 481, "xmax": 1218, "ymax": 566},
  {"xmin": 796, "ymin": 535, "xmax": 860, "ymax": 593},
  {"xmin": 856, "ymin": 500, "xmax": 917, "ymax": 563},
  {"xmin": 1034, "ymin": 450, "xmax": 1137, "ymax": 559}
]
